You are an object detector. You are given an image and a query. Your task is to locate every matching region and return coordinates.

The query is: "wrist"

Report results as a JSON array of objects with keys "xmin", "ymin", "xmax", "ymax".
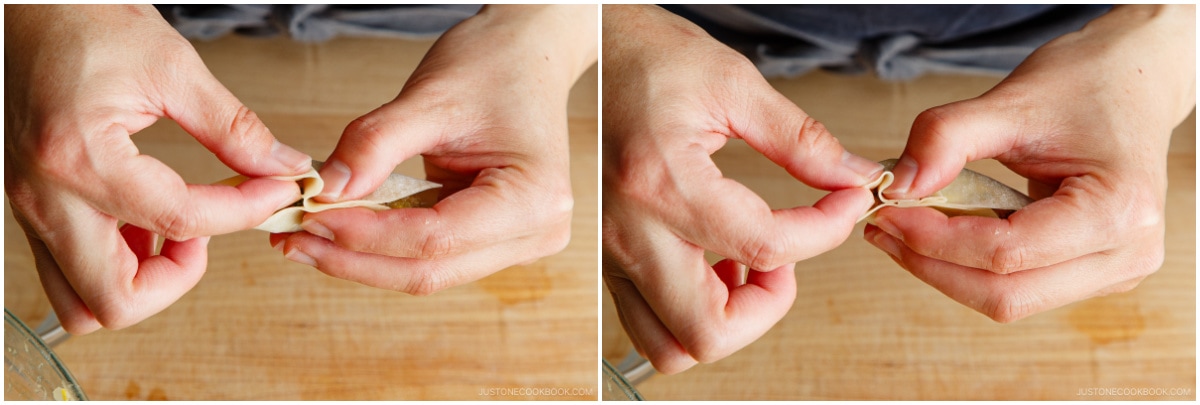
[
  {"xmin": 1070, "ymin": 5, "xmax": 1194, "ymax": 129},
  {"xmin": 997, "ymin": 4, "xmax": 1195, "ymax": 137},
  {"xmin": 463, "ymin": 5, "xmax": 597, "ymax": 89},
  {"xmin": 603, "ymin": 5, "xmax": 718, "ymax": 69}
]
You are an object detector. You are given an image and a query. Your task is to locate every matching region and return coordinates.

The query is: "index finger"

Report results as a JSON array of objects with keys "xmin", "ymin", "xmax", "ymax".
[
  {"xmin": 81, "ymin": 153, "xmax": 301, "ymax": 241},
  {"xmin": 662, "ymin": 160, "xmax": 874, "ymax": 271},
  {"xmin": 728, "ymin": 82, "xmax": 883, "ymax": 189},
  {"xmin": 871, "ymin": 176, "xmax": 1136, "ymax": 273}
]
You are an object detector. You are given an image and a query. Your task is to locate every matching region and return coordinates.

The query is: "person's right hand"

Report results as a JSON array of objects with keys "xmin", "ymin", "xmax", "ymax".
[
  {"xmin": 602, "ymin": 5, "xmax": 881, "ymax": 374},
  {"xmin": 4, "ymin": 5, "xmax": 310, "ymax": 334}
]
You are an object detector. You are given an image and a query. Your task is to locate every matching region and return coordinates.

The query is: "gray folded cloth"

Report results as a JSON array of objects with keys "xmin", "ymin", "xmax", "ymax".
[
  {"xmin": 156, "ymin": 4, "xmax": 482, "ymax": 42},
  {"xmin": 663, "ymin": 5, "xmax": 1112, "ymax": 81}
]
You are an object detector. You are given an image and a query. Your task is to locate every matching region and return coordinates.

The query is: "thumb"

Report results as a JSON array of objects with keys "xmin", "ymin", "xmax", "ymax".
[
  {"xmin": 162, "ymin": 68, "xmax": 312, "ymax": 177},
  {"xmin": 886, "ymin": 98, "xmax": 1020, "ymax": 199},
  {"xmin": 315, "ymin": 100, "xmax": 443, "ymax": 202},
  {"xmin": 733, "ymin": 88, "xmax": 882, "ymax": 190}
]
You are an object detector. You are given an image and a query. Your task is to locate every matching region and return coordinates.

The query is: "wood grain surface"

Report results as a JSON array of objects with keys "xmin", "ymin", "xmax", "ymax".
[
  {"xmin": 4, "ymin": 35, "xmax": 598, "ymax": 400},
  {"xmin": 602, "ymin": 71, "xmax": 1197, "ymax": 400}
]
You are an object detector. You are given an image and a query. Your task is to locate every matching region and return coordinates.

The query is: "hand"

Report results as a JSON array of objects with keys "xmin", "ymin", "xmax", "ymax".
[
  {"xmin": 601, "ymin": 5, "xmax": 881, "ymax": 374},
  {"xmin": 269, "ymin": 5, "xmax": 598, "ymax": 294},
  {"xmin": 868, "ymin": 5, "xmax": 1195, "ymax": 322},
  {"xmin": 4, "ymin": 5, "xmax": 311, "ymax": 333}
]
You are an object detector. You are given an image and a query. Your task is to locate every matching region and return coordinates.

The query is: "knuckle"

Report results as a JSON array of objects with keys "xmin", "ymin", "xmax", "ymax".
[
  {"xmin": 343, "ymin": 116, "xmax": 388, "ymax": 143},
  {"xmin": 93, "ymin": 310, "xmax": 136, "ymax": 330},
  {"xmin": 744, "ymin": 240, "xmax": 782, "ymax": 271},
  {"xmin": 90, "ymin": 297, "xmax": 138, "ymax": 331},
  {"xmin": 339, "ymin": 117, "xmax": 392, "ymax": 162},
  {"xmin": 88, "ymin": 253, "xmax": 144, "ymax": 330},
  {"xmin": 912, "ymin": 107, "xmax": 957, "ymax": 145},
  {"xmin": 981, "ymin": 289, "xmax": 1038, "ymax": 324},
  {"xmin": 154, "ymin": 207, "xmax": 200, "ymax": 241},
  {"xmin": 160, "ymin": 34, "xmax": 199, "ymax": 56},
  {"xmin": 402, "ymin": 268, "xmax": 448, "ymax": 297},
  {"xmin": 1143, "ymin": 246, "xmax": 1166, "ymax": 274},
  {"xmin": 643, "ymin": 348, "xmax": 692, "ymax": 376},
  {"xmin": 30, "ymin": 132, "xmax": 82, "ymax": 186},
  {"xmin": 986, "ymin": 240, "xmax": 1028, "ymax": 274},
  {"xmin": 684, "ymin": 330, "xmax": 732, "ymax": 364},
  {"xmin": 543, "ymin": 221, "xmax": 572, "ymax": 257},
  {"xmin": 225, "ymin": 105, "xmax": 264, "ymax": 142},
  {"xmin": 416, "ymin": 229, "xmax": 456, "ymax": 260},
  {"xmin": 1130, "ymin": 244, "xmax": 1165, "ymax": 278},
  {"xmin": 535, "ymin": 195, "xmax": 574, "ymax": 258},
  {"xmin": 713, "ymin": 51, "xmax": 758, "ymax": 77},
  {"xmin": 156, "ymin": 37, "xmax": 205, "ymax": 77},
  {"xmin": 795, "ymin": 116, "xmax": 834, "ymax": 150}
]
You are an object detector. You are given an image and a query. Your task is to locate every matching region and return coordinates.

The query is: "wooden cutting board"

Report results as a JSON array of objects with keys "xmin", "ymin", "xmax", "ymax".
[
  {"xmin": 603, "ymin": 71, "xmax": 1196, "ymax": 400},
  {"xmin": 4, "ymin": 35, "xmax": 598, "ymax": 400}
]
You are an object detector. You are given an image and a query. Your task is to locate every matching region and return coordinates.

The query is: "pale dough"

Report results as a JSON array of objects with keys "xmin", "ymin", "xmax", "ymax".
[
  {"xmin": 216, "ymin": 162, "xmax": 441, "ymax": 233},
  {"xmin": 858, "ymin": 159, "xmax": 1033, "ymax": 223}
]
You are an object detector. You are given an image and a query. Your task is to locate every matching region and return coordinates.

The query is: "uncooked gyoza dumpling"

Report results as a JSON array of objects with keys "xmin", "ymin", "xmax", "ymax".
[
  {"xmin": 216, "ymin": 161, "xmax": 441, "ymax": 233},
  {"xmin": 858, "ymin": 159, "xmax": 1033, "ymax": 223}
]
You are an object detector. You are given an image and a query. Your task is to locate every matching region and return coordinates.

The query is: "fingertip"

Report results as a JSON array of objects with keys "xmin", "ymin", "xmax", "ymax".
[
  {"xmin": 268, "ymin": 233, "xmax": 289, "ymax": 252},
  {"xmin": 842, "ymin": 151, "xmax": 885, "ymax": 186},
  {"xmin": 864, "ymin": 224, "xmax": 902, "ymax": 256},
  {"xmin": 271, "ymin": 140, "xmax": 313, "ymax": 174},
  {"xmin": 651, "ymin": 354, "xmax": 699, "ymax": 376},
  {"xmin": 850, "ymin": 186, "xmax": 878, "ymax": 215},
  {"xmin": 278, "ymin": 231, "xmax": 335, "ymax": 268},
  {"xmin": 882, "ymin": 154, "xmax": 918, "ymax": 199},
  {"xmin": 235, "ymin": 177, "xmax": 302, "ymax": 211},
  {"xmin": 300, "ymin": 218, "xmax": 334, "ymax": 241},
  {"xmin": 58, "ymin": 314, "xmax": 101, "ymax": 336},
  {"xmin": 159, "ymin": 234, "xmax": 210, "ymax": 265},
  {"xmin": 871, "ymin": 213, "xmax": 904, "ymax": 242},
  {"xmin": 284, "ymin": 247, "xmax": 318, "ymax": 267},
  {"xmin": 740, "ymin": 263, "xmax": 797, "ymax": 303},
  {"xmin": 712, "ymin": 258, "xmax": 746, "ymax": 288},
  {"xmin": 314, "ymin": 159, "xmax": 351, "ymax": 202},
  {"xmin": 814, "ymin": 187, "xmax": 876, "ymax": 223}
]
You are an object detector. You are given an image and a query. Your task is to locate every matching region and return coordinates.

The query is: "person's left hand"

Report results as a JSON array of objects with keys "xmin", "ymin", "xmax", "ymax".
[
  {"xmin": 269, "ymin": 5, "xmax": 597, "ymax": 294},
  {"xmin": 866, "ymin": 5, "xmax": 1194, "ymax": 322}
]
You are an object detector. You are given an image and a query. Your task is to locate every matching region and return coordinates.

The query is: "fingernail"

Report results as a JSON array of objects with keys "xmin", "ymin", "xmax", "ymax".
[
  {"xmin": 302, "ymin": 219, "xmax": 333, "ymax": 241},
  {"xmin": 884, "ymin": 155, "xmax": 917, "ymax": 198},
  {"xmin": 285, "ymin": 248, "xmax": 317, "ymax": 267},
  {"xmin": 868, "ymin": 227, "xmax": 900, "ymax": 255},
  {"xmin": 273, "ymin": 185, "xmax": 303, "ymax": 211},
  {"xmin": 271, "ymin": 239, "xmax": 285, "ymax": 253},
  {"xmin": 874, "ymin": 216, "xmax": 903, "ymax": 242},
  {"xmin": 842, "ymin": 151, "xmax": 884, "ymax": 185},
  {"xmin": 317, "ymin": 159, "xmax": 351, "ymax": 201},
  {"xmin": 271, "ymin": 140, "xmax": 312, "ymax": 173}
]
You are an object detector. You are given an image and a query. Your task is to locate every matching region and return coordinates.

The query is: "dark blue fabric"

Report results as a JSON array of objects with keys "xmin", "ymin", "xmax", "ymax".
[
  {"xmin": 663, "ymin": 5, "xmax": 1113, "ymax": 80},
  {"xmin": 156, "ymin": 5, "xmax": 482, "ymax": 42}
]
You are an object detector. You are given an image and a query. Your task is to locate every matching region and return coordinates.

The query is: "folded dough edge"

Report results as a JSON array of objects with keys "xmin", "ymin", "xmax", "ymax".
[
  {"xmin": 216, "ymin": 162, "xmax": 441, "ymax": 233},
  {"xmin": 858, "ymin": 159, "xmax": 1033, "ymax": 223}
]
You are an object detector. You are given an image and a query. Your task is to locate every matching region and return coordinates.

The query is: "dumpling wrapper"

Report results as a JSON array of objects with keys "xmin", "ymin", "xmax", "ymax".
[
  {"xmin": 858, "ymin": 159, "xmax": 1033, "ymax": 224},
  {"xmin": 216, "ymin": 161, "xmax": 441, "ymax": 233}
]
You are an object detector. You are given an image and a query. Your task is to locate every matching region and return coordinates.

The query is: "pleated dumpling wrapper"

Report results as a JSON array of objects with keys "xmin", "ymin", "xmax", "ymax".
[
  {"xmin": 216, "ymin": 161, "xmax": 441, "ymax": 233},
  {"xmin": 858, "ymin": 159, "xmax": 1034, "ymax": 224}
]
